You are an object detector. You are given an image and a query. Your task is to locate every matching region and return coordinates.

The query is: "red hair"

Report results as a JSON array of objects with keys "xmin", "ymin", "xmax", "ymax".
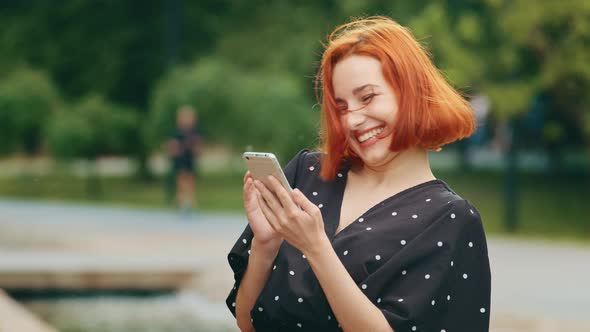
[{"xmin": 315, "ymin": 16, "xmax": 476, "ymax": 181}]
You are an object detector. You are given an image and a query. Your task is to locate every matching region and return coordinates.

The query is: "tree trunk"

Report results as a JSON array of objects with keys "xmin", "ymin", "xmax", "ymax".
[{"xmin": 86, "ymin": 159, "xmax": 102, "ymax": 200}]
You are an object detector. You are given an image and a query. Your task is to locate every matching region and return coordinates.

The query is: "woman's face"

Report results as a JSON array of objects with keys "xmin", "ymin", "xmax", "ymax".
[{"xmin": 332, "ymin": 55, "xmax": 399, "ymax": 167}]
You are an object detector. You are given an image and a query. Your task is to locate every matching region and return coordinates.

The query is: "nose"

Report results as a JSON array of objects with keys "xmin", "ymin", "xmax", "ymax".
[{"xmin": 345, "ymin": 109, "xmax": 367, "ymax": 129}]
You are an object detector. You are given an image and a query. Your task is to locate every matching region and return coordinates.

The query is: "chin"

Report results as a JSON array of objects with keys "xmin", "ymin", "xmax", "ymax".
[
  {"xmin": 354, "ymin": 139, "xmax": 394, "ymax": 166},
  {"xmin": 361, "ymin": 152, "xmax": 392, "ymax": 167}
]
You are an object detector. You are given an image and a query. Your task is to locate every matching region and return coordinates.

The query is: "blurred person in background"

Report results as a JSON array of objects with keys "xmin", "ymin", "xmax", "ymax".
[
  {"xmin": 468, "ymin": 89, "xmax": 492, "ymax": 148},
  {"xmin": 225, "ymin": 17, "xmax": 491, "ymax": 332},
  {"xmin": 166, "ymin": 105, "xmax": 203, "ymax": 218}
]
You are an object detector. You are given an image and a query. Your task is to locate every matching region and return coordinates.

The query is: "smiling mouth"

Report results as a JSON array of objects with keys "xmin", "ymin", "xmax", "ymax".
[{"xmin": 356, "ymin": 126, "xmax": 385, "ymax": 143}]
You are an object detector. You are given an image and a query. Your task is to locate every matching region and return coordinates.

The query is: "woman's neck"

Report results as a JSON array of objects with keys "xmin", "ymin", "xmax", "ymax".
[{"xmin": 351, "ymin": 147, "xmax": 435, "ymax": 189}]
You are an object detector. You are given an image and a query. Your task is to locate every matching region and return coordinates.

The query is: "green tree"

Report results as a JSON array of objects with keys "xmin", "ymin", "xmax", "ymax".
[
  {"xmin": 149, "ymin": 58, "xmax": 317, "ymax": 161},
  {"xmin": 0, "ymin": 67, "xmax": 60, "ymax": 155},
  {"xmin": 47, "ymin": 95, "xmax": 139, "ymax": 198},
  {"xmin": 0, "ymin": 0, "xmax": 230, "ymax": 109},
  {"xmin": 0, "ymin": 0, "xmax": 240, "ymax": 180},
  {"xmin": 406, "ymin": 0, "xmax": 590, "ymax": 145}
]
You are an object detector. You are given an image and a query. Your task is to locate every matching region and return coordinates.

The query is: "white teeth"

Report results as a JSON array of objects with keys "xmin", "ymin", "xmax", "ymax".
[{"xmin": 358, "ymin": 127, "xmax": 384, "ymax": 143}]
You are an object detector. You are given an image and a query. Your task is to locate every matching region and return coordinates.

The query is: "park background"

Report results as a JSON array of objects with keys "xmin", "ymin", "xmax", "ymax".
[{"xmin": 0, "ymin": 0, "xmax": 589, "ymax": 331}]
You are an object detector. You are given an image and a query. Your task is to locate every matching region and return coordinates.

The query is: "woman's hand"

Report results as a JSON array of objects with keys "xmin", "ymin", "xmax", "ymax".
[
  {"xmin": 253, "ymin": 176, "xmax": 327, "ymax": 255},
  {"xmin": 243, "ymin": 171, "xmax": 282, "ymax": 246}
]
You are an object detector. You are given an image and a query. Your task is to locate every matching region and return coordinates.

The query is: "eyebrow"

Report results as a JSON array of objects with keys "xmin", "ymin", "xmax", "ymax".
[{"xmin": 353, "ymin": 84, "xmax": 377, "ymax": 95}]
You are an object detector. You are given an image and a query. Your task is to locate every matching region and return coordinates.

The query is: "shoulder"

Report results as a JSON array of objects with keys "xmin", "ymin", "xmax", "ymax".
[
  {"xmin": 447, "ymin": 199, "xmax": 483, "ymax": 227},
  {"xmin": 284, "ymin": 149, "xmax": 322, "ymax": 172},
  {"xmin": 437, "ymin": 197, "xmax": 487, "ymax": 245},
  {"xmin": 287, "ymin": 150, "xmax": 352, "ymax": 179},
  {"xmin": 300, "ymin": 150, "xmax": 322, "ymax": 170},
  {"xmin": 426, "ymin": 181, "xmax": 481, "ymax": 222},
  {"xmin": 410, "ymin": 181, "xmax": 485, "ymax": 238},
  {"xmin": 283, "ymin": 149, "xmax": 343, "ymax": 189}
]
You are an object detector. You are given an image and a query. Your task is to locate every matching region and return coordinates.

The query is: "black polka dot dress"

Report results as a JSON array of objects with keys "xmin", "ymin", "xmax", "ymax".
[{"xmin": 226, "ymin": 150, "xmax": 491, "ymax": 332}]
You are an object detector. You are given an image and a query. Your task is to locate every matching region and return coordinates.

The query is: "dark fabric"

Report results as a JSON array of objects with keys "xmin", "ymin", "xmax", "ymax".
[
  {"xmin": 171, "ymin": 129, "xmax": 200, "ymax": 173},
  {"xmin": 226, "ymin": 150, "xmax": 491, "ymax": 332}
]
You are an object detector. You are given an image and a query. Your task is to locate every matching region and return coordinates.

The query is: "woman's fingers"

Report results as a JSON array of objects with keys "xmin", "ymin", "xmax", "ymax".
[
  {"xmin": 243, "ymin": 171, "xmax": 252, "ymax": 184},
  {"xmin": 291, "ymin": 189, "xmax": 321, "ymax": 219},
  {"xmin": 243, "ymin": 177, "xmax": 250, "ymax": 195},
  {"xmin": 254, "ymin": 180, "xmax": 283, "ymax": 210},
  {"xmin": 246, "ymin": 179, "xmax": 260, "ymax": 205},
  {"xmin": 267, "ymin": 176, "xmax": 300, "ymax": 217},
  {"xmin": 254, "ymin": 179, "xmax": 290, "ymax": 226},
  {"xmin": 256, "ymin": 188, "xmax": 279, "ymax": 231}
]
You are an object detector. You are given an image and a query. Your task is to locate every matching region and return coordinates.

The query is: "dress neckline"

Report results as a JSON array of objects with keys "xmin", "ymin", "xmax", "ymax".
[{"xmin": 331, "ymin": 165, "xmax": 444, "ymax": 240}]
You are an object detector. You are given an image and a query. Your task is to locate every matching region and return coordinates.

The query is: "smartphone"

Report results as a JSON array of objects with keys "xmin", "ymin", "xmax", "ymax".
[{"xmin": 243, "ymin": 152, "xmax": 293, "ymax": 193}]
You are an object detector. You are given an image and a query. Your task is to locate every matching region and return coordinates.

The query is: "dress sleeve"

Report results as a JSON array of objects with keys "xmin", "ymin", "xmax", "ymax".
[
  {"xmin": 225, "ymin": 149, "xmax": 308, "ymax": 317},
  {"xmin": 438, "ymin": 202, "xmax": 491, "ymax": 331},
  {"xmin": 371, "ymin": 200, "xmax": 491, "ymax": 332}
]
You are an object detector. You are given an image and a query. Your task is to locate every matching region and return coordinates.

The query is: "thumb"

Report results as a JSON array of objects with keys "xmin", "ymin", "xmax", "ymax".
[{"xmin": 244, "ymin": 179, "xmax": 257, "ymax": 202}]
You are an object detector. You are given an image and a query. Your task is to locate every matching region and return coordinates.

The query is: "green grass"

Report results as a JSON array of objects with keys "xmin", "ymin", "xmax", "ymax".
[
  {"xmin": 0, "ymin": 171, "xmax": 245, "ymax": 212},
  {"xmin": 437, "ymin": 170, "xmax": 590, "ymax": 243},
  {"xmin": 0, "ymin": 169, "xmax": 589, "ymax": 243}
]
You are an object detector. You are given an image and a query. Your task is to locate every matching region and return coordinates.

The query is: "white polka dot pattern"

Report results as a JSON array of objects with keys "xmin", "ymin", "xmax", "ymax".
[{"xmin": 225, "ymin": 155, "xmax": 490, "ymax": 330}]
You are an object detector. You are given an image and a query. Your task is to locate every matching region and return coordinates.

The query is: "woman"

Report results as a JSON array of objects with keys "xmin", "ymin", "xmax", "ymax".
[{"xmin": 226, "ymin": 17, "xmax": 491, "ymax": 332}]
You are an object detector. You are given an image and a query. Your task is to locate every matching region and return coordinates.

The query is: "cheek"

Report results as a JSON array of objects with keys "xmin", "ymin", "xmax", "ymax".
[
  {"xmin": 374, "ymin": 97, "xmax": 392, "ymax": 110},
  {"xmin": 375, "ymin": 101, "xmax": 398, "ymax": 124},
  {"xmin": 339, "ymin": 116, "xmax": 351, "ymax": 133}
]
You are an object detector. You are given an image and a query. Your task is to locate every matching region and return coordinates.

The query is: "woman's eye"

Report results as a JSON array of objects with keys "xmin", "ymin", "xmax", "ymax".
[
  {"xmin": 362, "ymin": 94, "xmax": 375, "ymax": 103},
  {"xmin": 336, "ymin": 105, "xmax": 348, "ymax": 115}
]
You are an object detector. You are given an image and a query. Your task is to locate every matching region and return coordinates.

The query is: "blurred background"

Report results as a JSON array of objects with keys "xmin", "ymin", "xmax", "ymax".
[{"xmin": 0, "ymin": 0, "xmax": 589, "ymax": 331}]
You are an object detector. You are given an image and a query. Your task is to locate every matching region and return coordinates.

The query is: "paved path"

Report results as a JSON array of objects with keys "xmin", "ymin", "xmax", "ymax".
[
  {"xmin": 1, "ymin": 199, "xmax": 589, "ymax": 330},
  {"xmin": 489, "ymin": 237, "xmax": 590, "ymax": 322},
  {"xmin": 0, "ymin": 289, "xmax": 58, "ymax": 332}
]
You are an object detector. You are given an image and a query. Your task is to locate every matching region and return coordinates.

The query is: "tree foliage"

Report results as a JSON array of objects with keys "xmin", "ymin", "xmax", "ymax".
[
  {"xmin": 1, "ymin": 0, "xmax": 589, "ymax": 161},
  {"xmin": 47, "ymin": 95, "xmax": 139, "ymax": 161},
  {"xmin": 0, "ymin": 67, "xmax": 60, "ymax": 155},
  {"xmin": 149, "ymin": 58, "xmax": 317, "ymax": 161}
]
